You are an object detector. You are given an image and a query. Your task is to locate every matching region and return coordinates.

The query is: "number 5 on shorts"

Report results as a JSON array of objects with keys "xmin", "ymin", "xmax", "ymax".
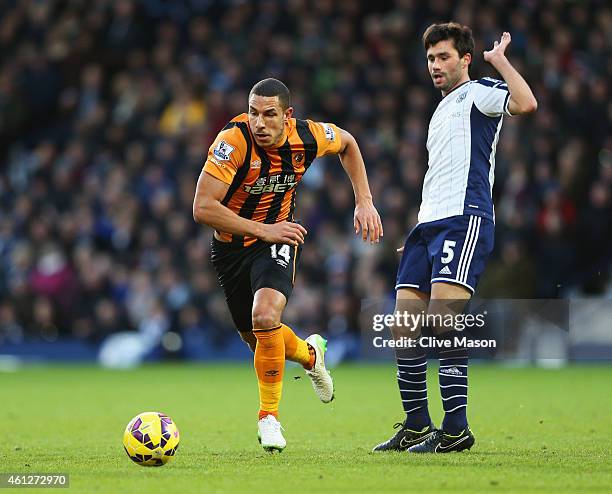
[{"xmin": 441, "ymin": 240, "xmax": 456, "ymax": 264}]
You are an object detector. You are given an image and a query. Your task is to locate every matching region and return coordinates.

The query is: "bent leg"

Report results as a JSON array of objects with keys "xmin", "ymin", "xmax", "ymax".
[
  {"xmin": 238, "ymin": 326, "xmax": 313, "ymax": 370},
  {"xmin": 281, "ymin": 323, "xmax": 314, "ymax": 369}
]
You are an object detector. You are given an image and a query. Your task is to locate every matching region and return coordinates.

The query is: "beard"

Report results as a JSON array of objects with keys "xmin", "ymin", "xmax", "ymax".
[{"xmin": 432, "ymin": 64, "xmax": 464, "ymax": 93}]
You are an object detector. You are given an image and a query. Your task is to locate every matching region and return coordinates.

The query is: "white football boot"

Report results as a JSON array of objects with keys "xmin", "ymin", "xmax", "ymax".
[
  {"xmin": 305, "ymin": 334, "xmax": 335, "ymax": 403},
  {"xmin": 257, "ymin": 414, "xmax": 286, "ymax": 452}
]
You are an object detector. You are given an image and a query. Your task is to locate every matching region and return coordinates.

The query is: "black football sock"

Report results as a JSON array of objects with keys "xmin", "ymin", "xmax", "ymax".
[
  {"xmin": 438, "ymin": 333, "xmax": 469, "ymax": 434},
  {"xmin": 396, "ymin": 350, "xmax": 431, "ymax": 430}
]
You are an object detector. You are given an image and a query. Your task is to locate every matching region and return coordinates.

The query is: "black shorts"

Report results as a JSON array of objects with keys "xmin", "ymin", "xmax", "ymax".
[{"xmin": 210, "ymin": 237, "xmax": 302, "ymax": 332}]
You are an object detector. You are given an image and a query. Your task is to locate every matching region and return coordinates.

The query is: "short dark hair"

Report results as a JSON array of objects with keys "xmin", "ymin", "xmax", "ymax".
[
  {"xmin": 249, "ymin": 78, "xmax": 291, "ymax": 110},
  {"xmin": 423, "ymin": 22, "xmax": 474, "ymax": 60}
]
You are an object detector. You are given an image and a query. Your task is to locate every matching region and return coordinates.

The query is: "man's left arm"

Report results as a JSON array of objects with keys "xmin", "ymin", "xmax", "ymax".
[
  {"xmin": 484, "ymin": 32, "xmax": 538, "ymax": 115},
  {"xmin": 337, "ymin": 128, "xmax": 383, "ymax": 243}
]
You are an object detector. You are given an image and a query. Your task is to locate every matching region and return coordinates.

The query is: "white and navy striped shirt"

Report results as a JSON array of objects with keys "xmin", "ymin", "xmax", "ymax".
[{"xmin": 418, "ymin": 78, "xmax": 511, "ymax": 224}]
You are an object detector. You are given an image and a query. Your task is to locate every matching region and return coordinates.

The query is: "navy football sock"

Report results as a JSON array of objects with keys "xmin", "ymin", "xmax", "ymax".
[
  {"xmin": 396, "ymin": 352, "xmax": 431, "ymax": 430},
  {"xmin": 439, "ymin": 349, "xmax": 469, "ymax": 434}
]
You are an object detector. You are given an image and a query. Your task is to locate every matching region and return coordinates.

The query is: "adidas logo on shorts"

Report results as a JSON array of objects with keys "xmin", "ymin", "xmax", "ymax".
[{"xmin": 439, "ymin": 266, "xmax": 452, "ymax": 275}]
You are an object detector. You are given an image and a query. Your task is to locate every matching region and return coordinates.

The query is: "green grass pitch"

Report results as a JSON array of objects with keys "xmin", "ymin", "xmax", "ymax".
[{"xmin": 3, "ymin": 363, "xmax": 611, "ymax": 493}]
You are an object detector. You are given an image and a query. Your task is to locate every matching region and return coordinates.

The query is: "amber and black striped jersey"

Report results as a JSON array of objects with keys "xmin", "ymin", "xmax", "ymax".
[{"xmin": 203, "ymin": 113, "xmax": 342, "ymax": 247}]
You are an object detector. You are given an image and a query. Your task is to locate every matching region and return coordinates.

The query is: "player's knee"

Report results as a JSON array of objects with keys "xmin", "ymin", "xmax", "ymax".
[
  {"xmin": 251, "ymin": 310, "xmax": 280, "ymax": 332},
  {"xmin": 390, "ymin": 302, "xmax": 424, "ymax": 341},
  {"xmin": 239, "ymin": 331, "xmax": 257, "ymax": 352},
  {"xmin": 390, "ymin": 324, "xmax": 421, "ymax": 341}
]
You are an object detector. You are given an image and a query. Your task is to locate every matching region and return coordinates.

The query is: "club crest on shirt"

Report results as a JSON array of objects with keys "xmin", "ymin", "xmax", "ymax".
[
  {"xmin": 213, "ymin": 140, "xmax": 234, "ymax": 161},
  {"xmin": 293, "ymin": 153, "xmax": 304, "ymax": 163},
  {"xmin": 456, "ymin": 91, "xmax": 467, "ymax": 103}
]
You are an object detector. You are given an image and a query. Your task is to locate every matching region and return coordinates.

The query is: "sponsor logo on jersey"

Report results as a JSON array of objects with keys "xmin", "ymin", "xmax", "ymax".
[
  {"xmin": 243, "ymin": 174, "xmax": 298, "ymax": 195},
  {"xmin": 213, "ymin": 140, "xmax": 234, "ymax": 161}
]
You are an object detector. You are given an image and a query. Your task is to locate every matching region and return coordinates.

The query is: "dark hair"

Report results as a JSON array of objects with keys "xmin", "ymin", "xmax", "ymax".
[
  {"xmin": 423, "ymin": 22, "xmax": 474, "ymax": 60},
  {"xmin": 249, "ymin": 78, "xmax": 291, "ymax": 110}
]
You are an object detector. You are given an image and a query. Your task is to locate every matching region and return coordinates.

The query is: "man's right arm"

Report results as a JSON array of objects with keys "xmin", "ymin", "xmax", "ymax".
[
  {"xmin": 483, "ymin": 32, "xmax": 537, "ymax": 115},
  {"xmin": 192, "ymin": 170, "xmax": 307, "ymax": 246}
]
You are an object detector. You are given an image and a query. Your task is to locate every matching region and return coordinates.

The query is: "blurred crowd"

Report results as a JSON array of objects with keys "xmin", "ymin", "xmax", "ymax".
[{"xmin": 0, "ymin": 0, "xmax": 610, "ymax": 350}]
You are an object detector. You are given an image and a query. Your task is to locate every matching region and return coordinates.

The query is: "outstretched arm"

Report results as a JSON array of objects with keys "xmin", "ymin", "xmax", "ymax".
[
  {"xmin": 484, "ymin": 32, "xmax": 537, "ymax": 115},
  {"xmin": 337, "ymin": 128, "xmax": 383, "ymax": 243}
]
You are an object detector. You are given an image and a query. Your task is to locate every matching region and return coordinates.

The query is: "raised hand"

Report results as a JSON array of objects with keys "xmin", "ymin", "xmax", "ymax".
[{"xmin": 484, "ymin": 32, "xmax": 511, "ymax": 64}]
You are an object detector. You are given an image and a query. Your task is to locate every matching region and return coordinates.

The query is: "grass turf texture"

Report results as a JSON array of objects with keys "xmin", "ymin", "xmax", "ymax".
[{"xmin": 3, "ymin": 364, "xmax": 611, "ymax": 493}]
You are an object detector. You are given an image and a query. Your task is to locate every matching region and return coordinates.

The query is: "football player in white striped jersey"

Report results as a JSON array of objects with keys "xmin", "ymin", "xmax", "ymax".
[{"xmin": 373, "ymin": 23, "xmax": 536, "ymax": 454}]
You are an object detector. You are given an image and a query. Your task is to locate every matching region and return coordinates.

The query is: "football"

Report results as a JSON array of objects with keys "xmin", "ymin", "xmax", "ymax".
[{"xmin": 123, "ymin": 412, "xmax": 180, "ymax": 466}]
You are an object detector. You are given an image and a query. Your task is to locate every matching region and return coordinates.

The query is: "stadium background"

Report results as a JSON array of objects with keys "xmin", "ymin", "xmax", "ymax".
[{"xmin": 0, "ymin": 0, "xmax": 610, "ymax": 363}]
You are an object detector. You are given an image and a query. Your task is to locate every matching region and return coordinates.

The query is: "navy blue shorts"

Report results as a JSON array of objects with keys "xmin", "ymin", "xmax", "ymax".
[{"xmin": 396, "ymin": 215, "xmax": 494, "ymax": 294}]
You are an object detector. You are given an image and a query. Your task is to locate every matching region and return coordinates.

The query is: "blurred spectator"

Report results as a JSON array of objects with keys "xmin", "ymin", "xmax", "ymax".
[{"xmin": 0, "ymin": 1, "xmax": 610, "ymax": 350}]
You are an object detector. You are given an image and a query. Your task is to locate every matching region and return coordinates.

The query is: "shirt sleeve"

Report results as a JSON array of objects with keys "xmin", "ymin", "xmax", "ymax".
[
  {"xmin": 307, "ymin": 120, "xmax": 343, "ymax": 157},
  {"xmin": 472, "ymin": 78, "xmax": 512, "ymax": 117},
  {"xmin": 202, "ymin": 127, "xmax": 246, "ymax": 185}
]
